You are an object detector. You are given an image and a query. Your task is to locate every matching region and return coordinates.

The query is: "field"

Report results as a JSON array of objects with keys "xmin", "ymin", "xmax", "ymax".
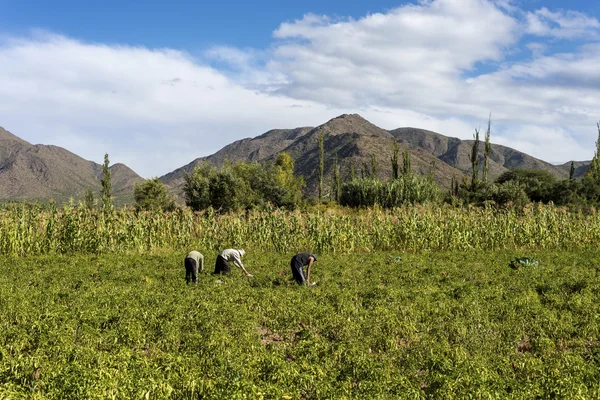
[{"xmin": 1, "ymin": 250, "xmax": 600, "ymax": 399}]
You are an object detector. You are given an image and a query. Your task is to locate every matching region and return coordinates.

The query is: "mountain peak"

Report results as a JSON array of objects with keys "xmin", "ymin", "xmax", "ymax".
[{"xmin": 316, "ymin": 114, "xmax": 391, "ymax": 139}]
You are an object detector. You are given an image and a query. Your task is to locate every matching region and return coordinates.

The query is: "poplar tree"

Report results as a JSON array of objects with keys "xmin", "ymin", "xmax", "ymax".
[
  {"xmin": 391, "ymin": 140, "xmax": 399, "ymax": 179},
  {"xmin": 587, "ymin": 122, "xmax": 600, "ymax": 183},
  {"xmin": 318, "ymin": 132, "xmax": 324, "ymax": 202},
  {"xmin": 370, "ymin": 154, "xmax": 378, "ymax": 179},
  {"xmin": 334, "ymin": 154, "xmax": 341, "ymax": 201},
  {"xmin": 483, "ymin": 115, "xmax": 492, "ymax": 184},
  {"xmin": 471, "ymin": 129, "xmax": 480, "ymax": 189},
  {"xmin": 569, "ymin": 161, "xmax": 575, "ymax": 181},
  {"xmin": 402, "ymin": 148, "xmax": 412, "ymax": 177},
  {"xmin": 101, "ymin": 153, "xmax": 112, "ymax": 211}
]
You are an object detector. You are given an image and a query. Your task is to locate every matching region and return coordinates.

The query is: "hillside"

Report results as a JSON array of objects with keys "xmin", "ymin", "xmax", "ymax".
[
  {"xmin": 162, "ymin": 114, "xmax": 581, "ymax": 197},
  {"xmin": 0, "ymin": 126, "xmax": 143, "ymax": 204},
  {"xmin": 390, "ymin": 127, "xmax": 576, "ymax": 181}
]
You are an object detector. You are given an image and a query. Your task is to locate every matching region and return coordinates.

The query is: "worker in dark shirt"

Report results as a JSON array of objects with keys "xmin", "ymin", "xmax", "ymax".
[{"xmin": 290, "ymin": 253, "xmax": 317, "ymax": 285}]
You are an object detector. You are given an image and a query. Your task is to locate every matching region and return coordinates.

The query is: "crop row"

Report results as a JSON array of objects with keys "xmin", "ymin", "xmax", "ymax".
[{"xmin": 1, "ymin": 203, "xmax": 599, "ymax": 256}]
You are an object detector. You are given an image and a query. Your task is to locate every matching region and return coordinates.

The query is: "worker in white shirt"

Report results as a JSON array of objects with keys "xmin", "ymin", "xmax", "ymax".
[
  {"xmin": 184, "ymin": 250, "xmax": 204, "ymax": 284},
  {"xmin": 214, "ymin": 248, "xmax": 253, "ymax": 277}
]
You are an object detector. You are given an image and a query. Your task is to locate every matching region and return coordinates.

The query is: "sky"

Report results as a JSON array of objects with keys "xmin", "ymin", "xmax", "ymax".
[{"xmin": 1, "ymin": 0, "xmax": 600, "ymax": 177}]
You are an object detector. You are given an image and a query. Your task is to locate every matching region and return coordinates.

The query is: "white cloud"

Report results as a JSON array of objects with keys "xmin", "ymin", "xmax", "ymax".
[
  {"xmin": 1, "ymin": 0, "xmax": 600, "ymax": 179},
  {"xmin": 525, "ymin": 7, "xmax": 600, "ymax": 39}
]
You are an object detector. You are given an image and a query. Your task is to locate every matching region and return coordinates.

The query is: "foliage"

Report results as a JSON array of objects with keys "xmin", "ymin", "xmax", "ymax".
[
  {"xmin": 134, "ymin": 178, "xmax": 175, "ymax": 212},
  {"xmin": 183, "ymin": 162, "xmax": 214, "ymax": 211},
  {"xmin": 1, "ymin": 250, "xmax": 600, "ymax": 398},
  {"xmin": 470, "ymin": 129, "xmax": 480, "ymax": 189},
  {"xmin": 496, "ymin": 169, "xmax": 556, "ymax": 203},
  {"xmin": 84, "ymin": 188, "xmax": 94, "ymax": 210},
  {"xmin": 402, "ymin": 147, "xmax": 412, "ymax": 177},
  {"xmin": 339, "ymin": 175, "xmax": 439, "ymax": 208},
  {"xmin": 184, "ymin": 156, "xmax": 304, "ymax": 212},
  {"xmin": 319, "ymin": 132, "xmax": 324, "ymax": 202},
  {"xmin": 483, "ymin": 116, "xmax": 492, "ymax": 184},
  {"xmin": 100, "ymin": 153, "xmax": 112, "ymax": 212},
  {"xmin": 587, "ymin": 122, "xmax": 600, "ymax": 183},
  {"xmin": 391, "ymin": 140, "xmax": 399, "ymax": 179}
]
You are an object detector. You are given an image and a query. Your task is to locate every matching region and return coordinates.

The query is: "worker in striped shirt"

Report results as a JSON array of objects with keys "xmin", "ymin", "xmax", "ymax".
[
  {"xmin": 184, "ymin": 250, "xmax": 204, "ymax": 284},
  {"xmin": 214, "ymin": 248, "xmax": 253, "ymax": 277}
]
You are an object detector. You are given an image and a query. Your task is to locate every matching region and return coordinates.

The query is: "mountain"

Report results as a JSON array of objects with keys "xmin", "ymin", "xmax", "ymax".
[
  {"xmin": 0, "ymin": 126, "xmax": 143, "ymax": 204},
  {"xmin": 161, "ymin": 115, "xmax": 468, "ymax": 195},
  {"xmin": 160, "ymin": 114, "xmax": 591, "ymax": 198},
  {"xmin": 389, "ymin": 127, "xmax": 575, "ymax": 180}
]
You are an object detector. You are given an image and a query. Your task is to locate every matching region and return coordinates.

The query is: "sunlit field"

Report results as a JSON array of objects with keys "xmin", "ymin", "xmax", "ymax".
[{"xmin": 1, "ymin": 250, "xmax": 599, "ymax": 398}]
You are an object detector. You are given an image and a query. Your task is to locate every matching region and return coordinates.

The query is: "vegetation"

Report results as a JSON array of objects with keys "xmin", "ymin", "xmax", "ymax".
[
  {"xmin": 2, "ymin": 202, "xmax": 600, "ymax": 256},
  {"xmin": 134, "ymin": 178, "xmax": 175, "ymax": 212},
  {"xmin": 1, "ymin": 250, "xmax": 599, "ymax": 398},
  {"xmin": 183, "ymin": 154, "xmax": 304, "ymax": 213},
  {"xmin": 101, "ymin": 153, "xmax": 112, "ymax": 212},
  {"xmin": 340, "ymin": 175, "xmax": 439, "ymax": 208},
  {"xmin": 319, "ymin": 132, "xmax": 325, "ymax": 203}
]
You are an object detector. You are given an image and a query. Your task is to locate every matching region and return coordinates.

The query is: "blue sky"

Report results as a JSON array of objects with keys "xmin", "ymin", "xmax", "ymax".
[{"xmin": 1, "ymin": 0, "xmax": 600, "ymax": 177}]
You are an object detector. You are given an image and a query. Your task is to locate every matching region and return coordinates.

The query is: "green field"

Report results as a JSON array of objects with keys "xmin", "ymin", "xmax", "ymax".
[{"xmin": 1, "ymin": 250, "xmax": 600, "ymax": 399}]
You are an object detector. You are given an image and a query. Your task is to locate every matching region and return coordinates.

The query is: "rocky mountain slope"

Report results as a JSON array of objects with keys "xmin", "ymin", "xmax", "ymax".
[{"xmin": 0, "ymin": 126, "xmax": 143, "ymax": 204}]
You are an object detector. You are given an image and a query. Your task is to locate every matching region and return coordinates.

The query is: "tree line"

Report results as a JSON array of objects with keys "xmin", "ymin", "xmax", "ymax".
[{"xmin": 91, "ymin": 118, "xmax": 600, "ymax": 213}]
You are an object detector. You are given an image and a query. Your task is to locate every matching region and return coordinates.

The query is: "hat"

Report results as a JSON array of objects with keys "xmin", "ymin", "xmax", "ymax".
[
  {"xmin": 238, "ymin": 249, "xmax": 246, "ymax": 257},
  {"xmin": 310, "ymin": 254, "xmax": 317, "ymax": 261}
]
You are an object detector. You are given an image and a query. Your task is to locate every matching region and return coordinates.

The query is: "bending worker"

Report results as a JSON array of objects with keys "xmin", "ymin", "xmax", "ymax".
[
  {"xmin": 214, "ymin": 248, "xmax": 253, "ymax": 277},
  {"xmin": 184, "ymin": 250, "xmax": 204, "ymax": 284},
  {"xmin": 290, "ymin": 253, "xmax": 317, "ymax": 285}
]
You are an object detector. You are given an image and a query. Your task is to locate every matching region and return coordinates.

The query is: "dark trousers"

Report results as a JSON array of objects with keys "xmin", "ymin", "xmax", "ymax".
[
  {"xmin": 214, "ymin": 255, "xmax": 231, "ymax": 275},
  {"xmin": 290, "ymin": 256, "xmax": 306, "ymax": 285},
  {"xmin": 185, "ymin": 257, "xmax": 198, "ymax": 284}
]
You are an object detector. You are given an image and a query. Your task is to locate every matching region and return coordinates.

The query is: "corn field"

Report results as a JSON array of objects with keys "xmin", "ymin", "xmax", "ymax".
[{"xmin": 1, "ymin": 202, "xmax": 599, "ymax": 256}]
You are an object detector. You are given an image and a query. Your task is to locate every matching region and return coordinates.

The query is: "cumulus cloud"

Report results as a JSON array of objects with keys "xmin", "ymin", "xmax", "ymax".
[
  {"xmin": 1, "ymin": 0, "xmax": 600, "ymax": 177},
  {"xmin": 525, "ymin": 7, "xmax": 600, "ymax": 39}
]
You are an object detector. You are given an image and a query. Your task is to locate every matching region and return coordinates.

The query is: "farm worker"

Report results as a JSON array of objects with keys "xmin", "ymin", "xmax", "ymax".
[
  {"xmin": 184, "ymin": 250, "xmax": 204, "ymax": 284},
  {"xmin": 214, "ymin": 248, "xmax": 253, "ymax": 277},
  {"xmin": 290, "ymin": 253, "xmax": 317, "ymax": 285}
]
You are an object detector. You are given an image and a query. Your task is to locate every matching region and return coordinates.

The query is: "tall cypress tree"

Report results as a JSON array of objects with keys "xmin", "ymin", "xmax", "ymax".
[
  {"xmin": 334, "ymin": 154, "xmax": 341, "ymax": 201},
  {"xmin": 370, "ymin": 154, "xmax": 378, "ymax": 180},
  {"xmin": 471, "ymin": 129, "xmax": 480, "ymax": 189},
  {"xmin": 402, "ymin": 147, "xmax": 412, "ymax": 177},
  {"xmin": 101, "ymin": 153, "xmax": 112, "ymax": 211},
  {"xmin": 318, "ymin": 132, "xmax": 324, "ymax": 202},
  {"xmin": 391, "ymin": 140, "xmax": 399, "ymax": 179},
  {"xmin": 483, "ymin": 115, "xmax": 492, "ymax": 184},
  {"xmin": 569, "ymin": 161, "xmax": 575, "ymax": 181},
  {"xmin": 587, "ymin": 122, "xmax": 600, "ymax": 183}
]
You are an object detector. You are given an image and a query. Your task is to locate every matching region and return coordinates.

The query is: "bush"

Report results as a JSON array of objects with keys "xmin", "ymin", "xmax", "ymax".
[{"xmin": 340, "ymin": 175, "xmax": 439, "ymax": 208}]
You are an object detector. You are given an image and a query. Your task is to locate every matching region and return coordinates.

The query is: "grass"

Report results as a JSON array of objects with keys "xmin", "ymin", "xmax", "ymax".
[{"xmin": 1, "ymin": 250, "xmax": 600, "ymax": 398}]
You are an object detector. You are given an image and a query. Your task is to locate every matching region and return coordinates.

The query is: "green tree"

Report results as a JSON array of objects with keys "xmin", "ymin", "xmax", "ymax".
[
  {"xmin": 273, "ymin": 153, "xmax": 305, "ymax": 208},
  {"xmin": 391, "ymin": 140, "xmax": 399, "ymax": 179},
  {"xmin": 183, "ymin": 163, "xmax": 214, "ymax": 211},
  {"xmin": 496, "ymin": 169, "xmax": 556, "ymax": 203},
  {"xmin": 370, "ymin": 154, "xmax": 378, "ymax": 179},
  {"xmin": 483, "ymin": 116, "xmax": 492, "ymax": 183},
  {"xmin": 333, "ymin": 154, "xmax": 341, "ymax": 201},
  {"xmin": 209, "ymin": 170, "xmax": 241, "ymax": 213},
  {"xmin": 100, "ymin": 153, "xmax": 112, "ymax": 211},
  {"xmin": 318, "ymin": 132, "xmax": 324, "ymax": 202},
  {"xmin": 470, "ymin": 129, "xmax": 480, "ymax": 189},
  {"xmin": 587, "ymin": 122, "xmax": 600, "ymax": 183},
  {"xmin": 569, "ymin": 161, "xmax": 575, "ymax": 181},
  {"xmin": 84, "ymin": 188, "xmax": 95, "ymax": 210},
  {"xmin": 402, "ymin": 147, "xmax": 412, "ymax": 177},
  {"xmin": 134, "ymin": 178, "xmax": 175, "ymax": 211}
]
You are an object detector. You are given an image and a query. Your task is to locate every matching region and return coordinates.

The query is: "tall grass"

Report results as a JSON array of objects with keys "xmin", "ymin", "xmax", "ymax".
[{"xmin": 1, "ymin": 202, "xmax": 599, "ymax": 256}]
